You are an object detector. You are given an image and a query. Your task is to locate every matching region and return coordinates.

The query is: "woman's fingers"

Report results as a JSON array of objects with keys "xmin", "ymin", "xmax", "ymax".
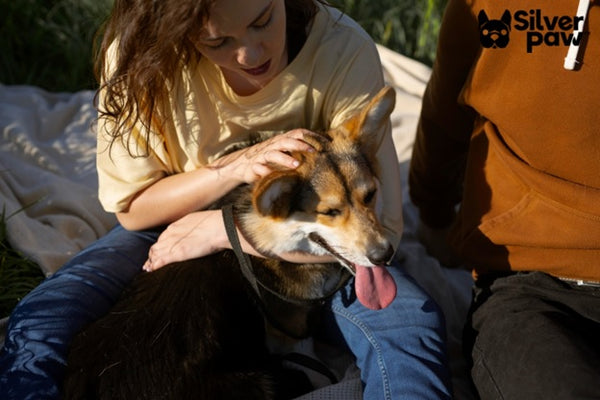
[
  {"xmin": 143, "ymin": 210, "xmax": 226, "ymax": 271},
  {"xmin": 209, "ymin": 129, "xmax": 318, "ymax": 184},
  {"xmin": 247, "ymin": 129, "xmax": 316, "ymax": 168}
]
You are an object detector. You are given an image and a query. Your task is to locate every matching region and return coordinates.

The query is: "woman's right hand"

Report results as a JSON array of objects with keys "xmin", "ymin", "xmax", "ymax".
[{"xmin": 210, "ymin": 128, "xmax": 316, "ymax": 184}]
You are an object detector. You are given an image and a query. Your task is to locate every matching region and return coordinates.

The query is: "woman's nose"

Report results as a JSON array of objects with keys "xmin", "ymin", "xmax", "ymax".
[{"xmin": 236, "ymin": 43, "xmax": 262, "ymax": 67}]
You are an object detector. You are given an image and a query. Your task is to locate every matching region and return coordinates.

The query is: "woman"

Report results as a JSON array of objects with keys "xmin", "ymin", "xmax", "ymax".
[{"xmin": 0, "ymin": 1, "xmax": 452, "ymax": 398}]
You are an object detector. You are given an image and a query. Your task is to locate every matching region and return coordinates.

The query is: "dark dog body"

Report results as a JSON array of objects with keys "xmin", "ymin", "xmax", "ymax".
[
  {"xmin": 64, "ymin": 86, "xmax": 397, "ymax": 400},
  {"xmin": 64, "ymin": 185, "xmax": 349, "ymax": 400},
  {"xmin": 65, "ymin": 252, "xmax": 340, "ymax": 399}
]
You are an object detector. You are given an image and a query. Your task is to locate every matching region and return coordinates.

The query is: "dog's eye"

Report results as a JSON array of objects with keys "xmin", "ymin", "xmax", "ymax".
[
  {"xmin": 363, "ymin": 189, "xmax": 376, "ymax": 205},
  {"xmin": 318, "ymin": 208, "xmax": 341, "ymax": 217}
]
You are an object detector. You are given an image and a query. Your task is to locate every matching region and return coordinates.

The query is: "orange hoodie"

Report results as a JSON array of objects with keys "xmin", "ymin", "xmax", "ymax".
[{"xmin": 409, "ymin": 0, "xmax": 600, "ymax": 281}]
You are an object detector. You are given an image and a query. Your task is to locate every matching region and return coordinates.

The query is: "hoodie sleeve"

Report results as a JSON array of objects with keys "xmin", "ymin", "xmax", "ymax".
[{"xmin": 408, "ymin": 0, "xmax": 481, "ymax": 229}]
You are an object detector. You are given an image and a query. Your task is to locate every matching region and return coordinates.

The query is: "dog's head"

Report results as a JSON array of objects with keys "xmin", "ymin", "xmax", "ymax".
[
  {"xmin": 239, "ymin": 86, "xmax": 396, "ymax": 273},
  {"xmin": 478, "ymin": 10, "xmax": 511, "ymax": 49}
]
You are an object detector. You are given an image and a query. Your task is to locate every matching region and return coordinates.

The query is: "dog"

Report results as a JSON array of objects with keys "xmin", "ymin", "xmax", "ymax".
[{"xmin": 63, "ymin": 86, "xmax": 397, "ymax": 400}]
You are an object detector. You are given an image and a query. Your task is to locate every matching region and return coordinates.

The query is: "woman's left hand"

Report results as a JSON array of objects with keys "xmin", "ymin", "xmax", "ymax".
[{"xmin": 143, "ymin": 210, "xmax": 227, "ymax": 271}]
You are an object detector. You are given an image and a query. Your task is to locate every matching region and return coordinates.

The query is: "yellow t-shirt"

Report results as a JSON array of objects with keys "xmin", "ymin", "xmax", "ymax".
[{"xmin": 97, "ymin": 4, "xmax": 403, "ymax": 249}]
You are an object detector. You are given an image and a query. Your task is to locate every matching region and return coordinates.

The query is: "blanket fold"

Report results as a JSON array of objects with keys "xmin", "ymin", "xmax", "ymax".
[{"xmin": 0, "ymin": 87, "xmax": 116, "ymax": 276}]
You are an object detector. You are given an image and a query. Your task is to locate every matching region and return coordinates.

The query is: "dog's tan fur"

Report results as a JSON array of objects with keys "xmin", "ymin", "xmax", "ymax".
[
  {"xmin": 64, "ymin": 86, "xmax": 396, "ymax": 400},
  {"xmin": 245, "ymin": 86, "xmax": 396, "ymax": 271}
]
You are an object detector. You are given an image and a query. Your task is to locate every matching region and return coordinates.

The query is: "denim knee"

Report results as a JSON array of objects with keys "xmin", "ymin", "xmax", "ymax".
[
  {"xmin": 0, "ymin": 225, "xmax": 158, "ymax": 400},
  {"xmin": 325, "ymin": 264, "xmax": 452, "ymax": 400}
]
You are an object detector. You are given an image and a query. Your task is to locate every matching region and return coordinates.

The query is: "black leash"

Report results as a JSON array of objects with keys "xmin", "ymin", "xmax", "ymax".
[
  {"xmin": 222, "ymin": 203, "xmax": 321, "ymax": 337},
  {"xmin": 221, "ymin": 204, "xmax": 342, "ymax": 386},
  {"xmin": 222, "ymin": 203, "xmax": 261, "ymax": 296}
]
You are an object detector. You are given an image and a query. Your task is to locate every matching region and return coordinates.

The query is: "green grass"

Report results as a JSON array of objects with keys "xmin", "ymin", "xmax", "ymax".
[
  {"xmin": 0, "ymin": 0, "xmax": 113, "ymax": 92},
  {"xmin": 0, "ymin": 0, "xmax": 447, "ymax": 318},
  {"xmin": 0, "ymin": 209, "xmax": 45, "ymax": 318},
  {"xmin": 330, "ymin": 0, "xmax": 447, "ymax": 66}
]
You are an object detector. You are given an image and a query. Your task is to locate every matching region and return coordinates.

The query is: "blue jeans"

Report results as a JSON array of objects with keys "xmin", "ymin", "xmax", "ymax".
[
  {"xmin": 324, "ymin": 265, "xmax": 452, "ymax": 399},
  {"xmin": 0, "ymin": 224, "xmax": 451, "ymax": 399}
]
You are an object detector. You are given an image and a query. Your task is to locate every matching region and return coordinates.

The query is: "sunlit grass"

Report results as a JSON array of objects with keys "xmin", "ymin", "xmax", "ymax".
[
  {"xmin": 0, "ymin": 0, "xmax": 112, "ymax": 92},
  {"xmin": 0, "ymin": 209, "xmax": 45, "ymax": 318},
  {"xmin": 329, "ymin": 0, "xmax": 447, "ymax": 65}
]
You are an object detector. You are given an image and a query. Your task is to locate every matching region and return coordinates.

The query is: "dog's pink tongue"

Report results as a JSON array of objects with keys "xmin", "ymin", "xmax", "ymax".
[{"xmin": 354, "ymin": 265, "xmax": 397, "ymax": 310}]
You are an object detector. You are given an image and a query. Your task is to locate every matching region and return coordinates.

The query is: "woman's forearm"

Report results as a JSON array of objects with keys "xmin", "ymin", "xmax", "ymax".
[
  {"xmin": 142, "ymin": 208, "xmax": 337, "ymax": 271},
  {"xmin": 117, "ymin": 130, "xmax": 313, "ymax": 231},
  {"xmin": 117, "ymin": 166, "xmax": 242, "ymax": 231}
]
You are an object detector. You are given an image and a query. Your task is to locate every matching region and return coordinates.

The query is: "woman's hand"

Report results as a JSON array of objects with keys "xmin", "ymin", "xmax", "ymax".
[
  {"xmin": 210, "ymin": 128, "xmax": 315, "ymax": 184},
  {"xmin": 143, "ymin": 210, "xmax": 228, "ymax": 271}
]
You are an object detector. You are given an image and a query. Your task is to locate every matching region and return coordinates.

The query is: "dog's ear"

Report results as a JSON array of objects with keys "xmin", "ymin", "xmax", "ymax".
[
  {"xmin": 356, "ymin": 86, "xmax": 396, "ymax": 139},
  {"xmin": 344, "ymin": 86, "xmax": 396, "ymax": 157},
  {"xmin": 252, "ymin": 171, "xmax": 301, "ymax": 218}
]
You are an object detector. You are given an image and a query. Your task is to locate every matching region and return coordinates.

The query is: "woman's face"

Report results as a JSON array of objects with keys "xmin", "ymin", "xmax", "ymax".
[{"xmin": 194, "ymin": 0, "xmax": 288, "ymax": 95}]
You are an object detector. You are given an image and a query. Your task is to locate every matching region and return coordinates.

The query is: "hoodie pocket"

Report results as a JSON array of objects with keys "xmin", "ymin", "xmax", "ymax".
[
  {"xmin": 477, "ymin": 189, "xmax": 600, "ymax": 250},
  {"xmin": 470, "ymin": 121, "xmax": 600, "ymax": 251}
]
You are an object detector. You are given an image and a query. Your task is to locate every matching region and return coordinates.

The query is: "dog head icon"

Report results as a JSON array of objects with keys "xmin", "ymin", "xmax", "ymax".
[{"xmin": 478, "ymin": 10, "xmax": 511, "ymax": 48}]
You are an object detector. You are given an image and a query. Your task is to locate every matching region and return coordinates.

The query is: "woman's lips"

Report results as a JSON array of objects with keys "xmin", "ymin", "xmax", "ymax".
[{"xmin": 242, "ymin": 60, "xmax": 271, "ymax": 76}]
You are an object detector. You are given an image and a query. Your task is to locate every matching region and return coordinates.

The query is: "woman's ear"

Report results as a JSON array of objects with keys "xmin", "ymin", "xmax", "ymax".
[{"xmin": 252, "ymin": 171, "xmax": 301, "ymax": 218}]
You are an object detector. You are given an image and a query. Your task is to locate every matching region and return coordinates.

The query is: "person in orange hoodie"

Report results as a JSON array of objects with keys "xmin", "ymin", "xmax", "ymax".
[{"xmin": 410, "ymin": 0, "xmax": 600, "ymax": 398}]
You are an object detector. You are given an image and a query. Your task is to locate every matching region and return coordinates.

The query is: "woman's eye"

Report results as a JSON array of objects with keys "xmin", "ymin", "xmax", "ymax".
[
  {"xmin": 205, "ymin": 39, "xmax": 227, "ymax": 49},
  {"xmin": 254, "ymin": 14, "xmax": 272, "ymax": 30}
]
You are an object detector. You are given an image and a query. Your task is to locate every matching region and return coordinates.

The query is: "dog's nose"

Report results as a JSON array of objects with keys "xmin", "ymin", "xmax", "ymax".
[{"xmin": 367, "ymin": 244, "xmax": 394, "ymax": 266}]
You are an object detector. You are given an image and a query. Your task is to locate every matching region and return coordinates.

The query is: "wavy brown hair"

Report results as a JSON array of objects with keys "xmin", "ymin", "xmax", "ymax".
[{"xmin": 95, "ymin": 0, "xmax": 325, "ymax": 156}]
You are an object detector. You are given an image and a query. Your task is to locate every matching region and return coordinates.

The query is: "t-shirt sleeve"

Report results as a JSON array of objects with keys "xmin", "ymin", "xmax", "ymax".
[{"xmin": 96, "ymin": 112, "xmax": 170, "ymax": 213}]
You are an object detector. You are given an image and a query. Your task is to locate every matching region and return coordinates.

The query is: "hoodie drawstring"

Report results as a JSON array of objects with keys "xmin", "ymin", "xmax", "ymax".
[{"xmin": 564, "ymin": 0, "xmax": 591, "ymax": 70}]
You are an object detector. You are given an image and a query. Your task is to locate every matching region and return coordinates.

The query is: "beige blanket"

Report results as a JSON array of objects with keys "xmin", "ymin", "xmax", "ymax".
[
  {"xmin": 0, "ymin": 45, "xmax": 475, "ymax": 399},
  {"xmin": 0, "ymin": 88, "xmax": 116, "ymax": 275}
]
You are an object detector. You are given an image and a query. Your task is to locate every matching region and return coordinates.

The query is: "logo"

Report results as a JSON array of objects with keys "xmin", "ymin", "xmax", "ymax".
[
  {"xmin": 479, "ymin": 10, "xmax": 511, "ymax": 49},
  {"xmin": 478, "ymin": 9, "xmax": 586, "ymax": 53}
]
